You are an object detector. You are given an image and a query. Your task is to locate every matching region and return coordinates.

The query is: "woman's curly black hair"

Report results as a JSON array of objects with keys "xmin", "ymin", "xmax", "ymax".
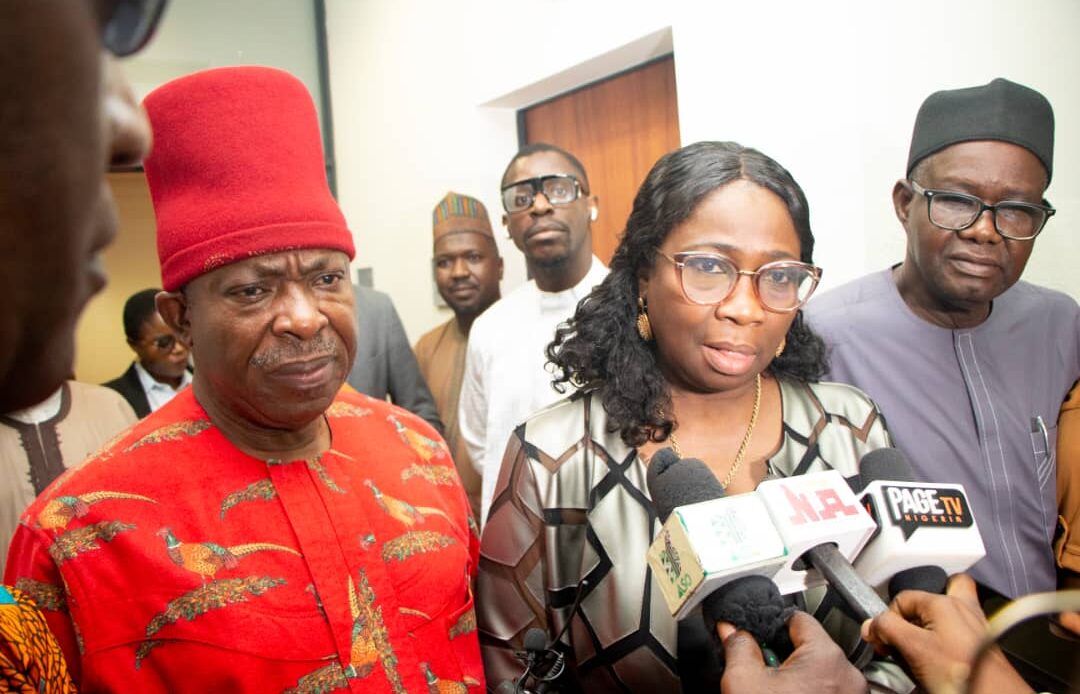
[{"xmin": 547, "ymin": 141, "xmax": 828, "ymax": 448}]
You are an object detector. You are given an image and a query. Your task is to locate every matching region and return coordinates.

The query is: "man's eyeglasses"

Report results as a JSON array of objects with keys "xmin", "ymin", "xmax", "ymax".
[
  {"xmin": 95, "ymin": 0, "xmax": 169, "ymax": 57},
  {"xmin": 142, "ymin": 334, "xmax": 177, "ymax": 352},
  {"xmin": 908, "ymin": 180, "xmax": 1055, "ymax": 241},
  {"xmin": 501, "ymin": 174, "xmax": 586, "ymax": 214},
  {"xmin": 656, "ymin": 251, "xmax": 822, "ymax": 313}
]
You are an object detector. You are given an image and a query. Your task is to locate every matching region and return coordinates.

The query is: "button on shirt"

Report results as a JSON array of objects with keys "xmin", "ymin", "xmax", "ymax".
[
  {"xmin": 134, "ymin": 361, "xmax": 192, "ymax": 413},
  {"xmin": 459, "ymin": 257, "xmax": 608, "ymax": 526}
]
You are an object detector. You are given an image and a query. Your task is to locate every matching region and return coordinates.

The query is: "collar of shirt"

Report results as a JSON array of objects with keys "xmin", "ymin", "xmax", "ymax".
[
  {"xmin": 536, "ymin": 256, "xmax": 608, "ymax": 312},
  {"xmin": 134, "ymin": 362, "xmax": 192, "ymax": 414},
  {"xmin": 6, "ymin": 383, "xmax": 66, "ymax": 424}
]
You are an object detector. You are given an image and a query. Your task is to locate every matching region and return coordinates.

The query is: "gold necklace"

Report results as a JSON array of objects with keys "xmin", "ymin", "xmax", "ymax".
[{"xmin": 667, "ymin": 372, "xmax": 762, "ymax": 490}]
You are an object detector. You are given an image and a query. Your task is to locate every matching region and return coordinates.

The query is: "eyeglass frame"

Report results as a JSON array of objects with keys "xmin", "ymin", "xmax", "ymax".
[
  {"xmin": 500, "ymin": 174, "xmax": 588, "ymax": 214},
  {"xmin": 655, "ymin": 250, "xmax": 823, "ymax": 313},
  {"xmin": 907, "ymin": 180, "xmax": 1055, "ymax": 241},
  {"xmin": 97, "ymin": 0, "xmax": 169, "ymax": 57},
  {"xmin": 132, "ymin": 333, "xmax": 178, "ymax": 352}
]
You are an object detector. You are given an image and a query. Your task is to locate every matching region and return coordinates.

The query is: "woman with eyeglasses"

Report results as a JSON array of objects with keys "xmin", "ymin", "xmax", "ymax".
[{"xmin": 476, "ymin": 142, "xmax": 900, "ymax": 693}]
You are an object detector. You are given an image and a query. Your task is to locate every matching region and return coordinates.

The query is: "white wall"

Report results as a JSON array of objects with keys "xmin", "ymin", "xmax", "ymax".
[
  {"xmin": 124, "ymin": 0, "xmax": 322, "ymax": 119},
  {"xmin": 326, "ymin": 0, "xmax": 1080, "ymax": 342},
  {"xmin": 325, "ymin": 0, "xmax": 672, "ymax": 339}
]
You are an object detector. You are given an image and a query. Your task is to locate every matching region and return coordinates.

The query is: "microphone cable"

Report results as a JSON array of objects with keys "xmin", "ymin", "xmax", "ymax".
[{"xmin": 959, "ymin": 589, "xmax": 1080, "ymax": 694}]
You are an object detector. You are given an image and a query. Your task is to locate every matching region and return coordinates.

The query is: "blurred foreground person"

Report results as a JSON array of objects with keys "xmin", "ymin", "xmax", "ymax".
[{"xmin": 0, "ymin": 0, "xmax": 159, "ymax": 690}]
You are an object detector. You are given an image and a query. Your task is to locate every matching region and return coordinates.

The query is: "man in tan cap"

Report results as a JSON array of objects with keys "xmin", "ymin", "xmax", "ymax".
[{"xmin": 415, "ymin": 193, "xmax": 502, "ymax": 519}]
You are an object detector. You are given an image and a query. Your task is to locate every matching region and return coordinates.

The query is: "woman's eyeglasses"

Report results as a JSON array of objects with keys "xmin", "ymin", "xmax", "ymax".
[{"xmin": 656, "ymin": 251, "xmax": 822, "ymax": 313}]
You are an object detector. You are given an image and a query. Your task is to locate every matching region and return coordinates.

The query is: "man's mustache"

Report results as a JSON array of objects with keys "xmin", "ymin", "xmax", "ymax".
[{"xmin": 249, "ymin": 334, "xmax": 339, "ymax": 369}]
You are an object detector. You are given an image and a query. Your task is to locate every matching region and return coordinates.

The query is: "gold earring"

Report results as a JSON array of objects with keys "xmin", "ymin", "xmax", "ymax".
[
  {"xmin": 775, "ymin": 337, "xmax": 786, "ymax": 358},
  {"xmin": 637, "ymin": 297, "xmax": 653, "ymax": 341}
]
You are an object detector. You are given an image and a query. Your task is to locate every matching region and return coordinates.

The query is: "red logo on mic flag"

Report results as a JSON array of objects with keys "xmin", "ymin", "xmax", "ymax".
[{"xmin": 783, "ymin": 486, "xmax": 861, "ymax": 525}]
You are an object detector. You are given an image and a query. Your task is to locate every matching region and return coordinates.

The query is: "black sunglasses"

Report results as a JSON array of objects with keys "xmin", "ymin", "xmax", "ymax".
[{"xmin": 97, "ymin": 0, "xmax": 169, "ymax": 57}]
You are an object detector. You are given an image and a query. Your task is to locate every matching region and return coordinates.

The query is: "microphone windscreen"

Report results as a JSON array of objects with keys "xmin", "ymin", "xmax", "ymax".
[
  {"xmin": 855, "ymin": 447, "xmax": 915, "ymax": 492},
  {"xmin": 701, "ymin": 575, "xmax": 795, "ymax": 660},
  {"xmin": 523, "ymin": 627, "xmax": 548, "ymax": 653},
  {"xmin": 646, "ymin": 451, "xmax": 725, "ymax": 523},
  {"xmin": 646, "ymin": 447, "xmax": 681, "ymax": 488},
  {"xmin": 887, "ymin": 565, "xmax": 948, "ymax": 600}
]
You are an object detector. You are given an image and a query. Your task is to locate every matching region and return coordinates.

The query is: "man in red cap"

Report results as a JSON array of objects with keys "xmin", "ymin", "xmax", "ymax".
[{"xmin": 5, "ymin": 66, "xmax": 482, "ymax": 693}]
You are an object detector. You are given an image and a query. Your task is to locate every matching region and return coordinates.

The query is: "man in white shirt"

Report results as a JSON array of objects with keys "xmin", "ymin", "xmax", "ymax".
[
  {"xmin": 104, "ymin": 288, "xmax": 192, "ymax": 417},
  {"xmin": 460, "ymin": 143, "xmax": 608, "ymax": 525}
]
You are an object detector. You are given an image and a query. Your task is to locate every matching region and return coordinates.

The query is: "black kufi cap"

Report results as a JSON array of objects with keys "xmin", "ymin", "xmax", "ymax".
[{"xmin": 907, "ymin": 78, "xmax": 1054, "ymax": 182}]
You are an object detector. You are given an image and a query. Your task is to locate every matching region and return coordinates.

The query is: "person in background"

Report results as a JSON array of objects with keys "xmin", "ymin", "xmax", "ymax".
[
  {"xmin": 477, "ymin": 141, "xmax": 901, "ymax": 692},
  {"xmin": 415, "ymin": 192, "xmax": 503, "ymax": 519},
  {"xmin": 1054, "ymin": 380, "xmax": 1080, "ymax": 634},
  {"xmin": 348, "ymin": 284, "xmax": 444, "ymax": 433},
  {"xmin": 0, "ymin": 0, "xmax": 160, "ymax": 690},
  {"xmin": 805, "ymin": 78, "xmax": 1079, "ymax": 600},
  {"xmin": 0, "ymin": 380, "xmax": 136, "ymax": 560},
  {"xmin": 5, "ymin": 66, "xmax": 481, "ymax": 693},
  {"xmin": 104, "ymin": 287, "xmax": 192, "ymax": 417},
  {"xmin": 459, "ymin": 143, "xmax": 608, "ymax": 525}
]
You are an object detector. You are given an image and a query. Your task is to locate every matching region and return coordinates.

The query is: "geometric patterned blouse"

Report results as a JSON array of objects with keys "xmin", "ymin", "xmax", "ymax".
[
  {"xmin": 4, "ymin": 386, "xmax": 482, "ymax": 693},
  {"xmin": 478, "ymin": 378, "xmax": 894, "ymax": 693}
]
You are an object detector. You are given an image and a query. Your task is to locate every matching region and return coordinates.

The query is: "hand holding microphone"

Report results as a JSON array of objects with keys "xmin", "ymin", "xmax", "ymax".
[
  {"xmin": 860, "ymin": 574, "xmax": 1034, "ymax": 694},
  {"xmin": 719, "ymin": 612, "xmax": 866, "ymax": 694}
]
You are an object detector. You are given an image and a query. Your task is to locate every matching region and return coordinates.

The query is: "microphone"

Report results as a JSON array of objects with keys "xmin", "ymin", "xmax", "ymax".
[
  {"xmin": 646, "ymin": 447, "xmax": 721, "ymax": 523},
  {"xmin": 852, "ymin": 448, "xmax": 985, "ymax": 597},
  {"xmin": 646, "ymin": 449, "xmax": 795, "ymax": 660},
  {"xmin": 646, "ymin": 450, "xmax": 789, "ymax": 619},
  {"xmin": 505, "ymin": 580, "xmax": 588, "ymax": 693},
  {"xmin": 754, "ymin": 470, "xmax": 885, "ymax": 620},
  {"xmin": 508, "ymin": 628, "xmax": 566, "ymax": 693}
]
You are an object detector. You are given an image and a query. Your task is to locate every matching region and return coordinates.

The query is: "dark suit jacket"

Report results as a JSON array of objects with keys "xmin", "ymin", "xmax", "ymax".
[
  {"xmin": 347, "ymin": 285, "xmax": 443, "ymax": 434},
  {"xmin": 103, "ymin": 363, "xmax": 152, "ymax": 419}
]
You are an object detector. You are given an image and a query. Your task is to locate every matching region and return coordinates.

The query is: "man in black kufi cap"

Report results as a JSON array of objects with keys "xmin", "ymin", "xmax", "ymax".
[{"xmin": 806, "ymin": 78, "xmax": 1080, "ymax": 605}]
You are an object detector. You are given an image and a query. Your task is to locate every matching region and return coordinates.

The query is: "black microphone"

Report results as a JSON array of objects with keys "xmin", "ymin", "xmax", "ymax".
[
  {"xmin": 852, "ymin": 447, "xmax": 981, "ymax": 599},
  {"xmin": 511, "ymin": 628, "xmax": 565, "ymax": 693},
  {"xmin": 861, "ymin": 449, "xmax": 949, "ymax": 598},
  {"xmin": 507, "ymin": 580, "xmax": 589, "ymax": 693},
  {"xmin": 647, "ymin": 449, "xmax": 794, "ymax": 662},
  {"xmin": 646, "ymin": 447, "xmax": 718, "ymax": 523}
]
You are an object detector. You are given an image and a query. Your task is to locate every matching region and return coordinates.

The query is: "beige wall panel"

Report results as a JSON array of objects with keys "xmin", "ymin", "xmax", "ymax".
[{"xmin": 75, "ymin": 173, "xmax": 160, "ymax": 384}]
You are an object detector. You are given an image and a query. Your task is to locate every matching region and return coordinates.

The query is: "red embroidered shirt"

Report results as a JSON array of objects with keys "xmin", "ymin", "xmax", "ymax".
[{"xmin": 4, "ymin": 387, "xmax": 483, "ymax": 693}]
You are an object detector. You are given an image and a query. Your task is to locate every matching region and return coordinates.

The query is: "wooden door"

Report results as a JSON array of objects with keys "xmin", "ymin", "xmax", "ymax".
[
  {"xmin": 522, "ymin": 56, "xmax": 680, "ymax": 264},
  {"xmin": 75, "ymin": 172, "xmax": 162, "ymax": 384}
]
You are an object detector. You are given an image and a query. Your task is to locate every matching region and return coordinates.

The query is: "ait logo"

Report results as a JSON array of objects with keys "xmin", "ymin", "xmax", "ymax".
[
  {"xmin": 883, "ymin": 486, "xmax": 973, "ymax": 538},
  {"xmin": 660, "ymin": 530, "xmax": 682, "ymax": 582}
]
